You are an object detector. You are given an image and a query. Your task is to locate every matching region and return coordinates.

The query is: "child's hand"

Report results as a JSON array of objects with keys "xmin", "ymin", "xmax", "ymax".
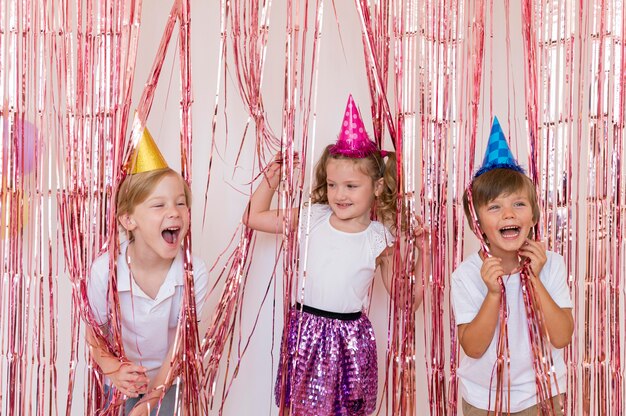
[
  {"xmin": 480, "ymin": 256, "xmax": 504, "ymax": 296},
  {"xmin": 107, "ymin": 362, "xmax": 149, "ymax": 398},
  {"xmin": 413, "ymin": 215, "xmax": 431, "ymax": 256},
  {"xmin": 263, "ymin": 152, "xmax": 300, "ymax": 190},
  {"xmin": 518, "ymin": 238, "xmax": 547, "ymax": 277}
]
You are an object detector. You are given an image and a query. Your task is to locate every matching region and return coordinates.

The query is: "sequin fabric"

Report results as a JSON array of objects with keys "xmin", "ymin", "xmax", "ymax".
[{"xmin": 275, "ymin": 307, "xmax": 378, "ymax": 415}]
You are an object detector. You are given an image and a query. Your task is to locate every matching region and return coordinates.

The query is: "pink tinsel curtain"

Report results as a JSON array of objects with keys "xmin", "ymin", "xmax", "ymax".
[{"xmin": 0, "ymin": 1, "xmax": 625, "ymax": 415}]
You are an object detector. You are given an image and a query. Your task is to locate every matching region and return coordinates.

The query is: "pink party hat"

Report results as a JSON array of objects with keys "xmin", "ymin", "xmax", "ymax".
[{"xmin": 329, "ymin": 95, "xmax": 378, "ymax": 158}]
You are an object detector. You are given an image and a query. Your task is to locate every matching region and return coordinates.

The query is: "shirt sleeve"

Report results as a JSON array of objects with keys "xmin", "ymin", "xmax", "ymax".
[
  {"xmin": 192, "ymin": 256, "xmax": 210, "ymax": 315},
  {"xmin": 87, "ymin": 255, "xmax": 111, "ymax": 326},
  {"xmin": 299, "ymin": 203, "xmax": 330, "ymax": 234},
  {"xmin": 370, "ymin": 223, "xmax": 395, "ymax": 257},
  {"xmin": 450, "ymin": 263, "xmax": 486, "ymax": 325},
  {"xmin": 541, "ymin": 252, "xmax": 573, "ymax": 308}
]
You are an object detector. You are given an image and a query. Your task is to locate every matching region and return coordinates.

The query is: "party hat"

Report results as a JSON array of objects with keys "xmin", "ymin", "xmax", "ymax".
[
  {"xmin": 125, "ymin": 120, "xmax": 168, "ymax": 174},
  {"xmin": 474, "ymin": 116, "xmax": 524, "ymax": 177},
  {"xmin": 329, "ymin": 94, "xmax": 378, "ymax": 158}
]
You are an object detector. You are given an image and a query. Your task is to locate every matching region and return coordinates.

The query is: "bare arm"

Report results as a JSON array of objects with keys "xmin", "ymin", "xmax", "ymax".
[
  {"xmin": 530, "ymin": 280, "xmax": 574, "ymax": 348},
  {"xmin": 128, "ymin": 342, "xmax": 177, "ymax": 416},
  {"xmin": 457, "ymin": 257, "xmax": 503, "ymax": 358},
  {"xmin": 86, "ymin": 326, "xmax": 148, "ymax": 397},
  {"xmin": 378, "ymin": 233, "xmax": 427, "ymax": 312},
  {"xmin": 519, "ymin": 240, "xmax": 574, "ymax": 348},
  {"xmin": 242, "ymin": 156, "xmax": 299, "ymax": 234}
]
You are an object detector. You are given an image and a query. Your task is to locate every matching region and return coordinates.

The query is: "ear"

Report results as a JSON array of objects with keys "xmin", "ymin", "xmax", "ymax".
[
  {"xmin": 119, "ymin": 214, "xmax": 137, "ymax": 232},
  {"xmin": 374, "ymin": 177, "xmax": 384, "ymax": 197}
]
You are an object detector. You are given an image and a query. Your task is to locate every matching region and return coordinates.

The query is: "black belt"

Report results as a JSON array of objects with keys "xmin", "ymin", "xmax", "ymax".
[{"xmin": 295, "ymin": 302, "xmax": 362, "ymax": 321}]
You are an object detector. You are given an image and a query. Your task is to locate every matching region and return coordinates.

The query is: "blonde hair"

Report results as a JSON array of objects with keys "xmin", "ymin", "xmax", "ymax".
[
  {"xmin": 116, "ymin": 168, "xmax": 191, "ymax": 240},
  {"xmin": 310, "ymin": 145, "xmax": 399, "ymax": 229},
  {"xmin": 462, "ymin": 168, "xmax": 540, "ymax": 228}
]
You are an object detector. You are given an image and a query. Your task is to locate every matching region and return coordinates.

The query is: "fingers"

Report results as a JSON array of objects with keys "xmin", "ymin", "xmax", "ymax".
[
  {"xmin": 272, "ymin": 151, "xmax": 300, "ymax": 165},
  {"xmin": 114, "ymin": 364, "xmax": 148, "ymax": 398},
  {"xmin": 518, "ymin": 239, "xmax": 547, "ymax": 275},
  {"xmin": 481, "ymin": 257, "xmax": 504, "ymax": 294}
]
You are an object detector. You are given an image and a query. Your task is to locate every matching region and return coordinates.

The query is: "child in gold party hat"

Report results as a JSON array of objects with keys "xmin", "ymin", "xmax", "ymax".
[{"xmin": 87, "ymin": 119, "xmax": 209, "ymax": 415}]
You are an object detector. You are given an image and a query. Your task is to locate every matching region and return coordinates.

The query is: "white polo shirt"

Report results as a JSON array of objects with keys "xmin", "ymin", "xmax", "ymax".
[{"xmin": 88, "ymin": 241, "xmax": 209, "ymax": 381}]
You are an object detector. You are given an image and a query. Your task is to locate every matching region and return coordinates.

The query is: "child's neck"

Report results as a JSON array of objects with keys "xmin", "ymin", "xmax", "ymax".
[
  {"xmin": 126, "ymin": 241, "xmax": 173, "ymax": 273},
  {"xmin": 126, "ymin": 242, "xmax": 173, "ymax": 300}
]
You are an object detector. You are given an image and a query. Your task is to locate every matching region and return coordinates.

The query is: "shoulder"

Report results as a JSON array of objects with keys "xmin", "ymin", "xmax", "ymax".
[
  {"xmin": 299, "ymin": 203, "xmax": 331, "ymax": 230},
  {"xmin": 91, "ymin": 250, "xmax": 112, "ymax": 273},
  {"xmin": 545, "ymin": 250, "xmax": 564, "ymax": 263},
  {"xmin": 304, "ymin": 203, "xmax": 331, "ymax": 216},
  {"xmin": 89, "ymin": 249, "xmax": 118, "ymax": 287},
  {"xmin": 540, "ymin": 250, "xmax": 567, "ymax": 282},
  {"xmin": 191, "ymin": 255, "xmax": 209, "ymax": 280},
  {"xmin": 542, "ymin": 251, "xmax": 566, "ymax": 273},
  {"xmin": 451, "ymin": 253, "xmax": 482, "ymax": 280},
  {"xmin": 369, "ymin": 221, "xmax": 394, "ymax": 257}
]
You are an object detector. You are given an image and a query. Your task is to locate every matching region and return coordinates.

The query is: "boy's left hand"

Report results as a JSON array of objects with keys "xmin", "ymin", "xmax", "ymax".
[{"xmin": 518, "ymin": 238, "xmax": 547, "ymax": 277}]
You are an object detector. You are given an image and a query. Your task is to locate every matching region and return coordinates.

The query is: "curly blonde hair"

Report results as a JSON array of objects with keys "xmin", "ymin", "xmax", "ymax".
[{"xmin": 310, "ymin": 145, "xmax": 398, "ymax": 229}]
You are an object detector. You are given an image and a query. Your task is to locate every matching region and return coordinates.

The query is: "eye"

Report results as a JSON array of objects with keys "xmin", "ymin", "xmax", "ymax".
[
  {"xmin": 347, "ymin": 184, "xmax": 358, "ymax": 189},
  {"xmin": 327, "ymin": 183, "xmax": 336, "ymax": 188},
  {"xmin": 177, "ymin": 201, "xmax": 187, "ymax": 207},
  {"xmin": 487, "ymin": 204, "xmax": 499, "ymax": 211},
  {"xmin": 514, "ymin": 201, "xmax": 527, "ymax": 207},
  {"xmin": 152, "ymin": 203, "xmax": 164, "ymax": 208}
]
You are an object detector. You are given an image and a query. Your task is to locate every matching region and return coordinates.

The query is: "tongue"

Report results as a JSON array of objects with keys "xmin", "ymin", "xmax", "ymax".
[
  {"xmin": 501, "ymin": 228, "xmax": 519, "ymax": 238},
  {"xmin": 162, "ymin": 230, "xmax": 176, "ymax": 244}
]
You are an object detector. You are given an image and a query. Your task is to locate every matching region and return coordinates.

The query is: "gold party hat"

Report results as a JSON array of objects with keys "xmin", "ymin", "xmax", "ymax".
[{"xmin": 125, "ymin": 123, "xmax": 168, "ymax": 174}]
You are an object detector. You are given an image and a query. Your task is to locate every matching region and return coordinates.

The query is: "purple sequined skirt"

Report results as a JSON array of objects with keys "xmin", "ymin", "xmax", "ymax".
[{"xmin": 275, "ymin": 305, "xmax": 378, "ymax": 416}]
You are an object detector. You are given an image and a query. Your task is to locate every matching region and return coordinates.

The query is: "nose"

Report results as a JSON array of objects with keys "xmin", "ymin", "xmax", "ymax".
[
  {"xmin": 335, "ymin": 186, "xmax": 347, "ymax": 200},
  {"xmin": 502, "ymin": 205, "xmax": 515, "ymax": 218},
  {"xmin": 167, "ymin": 204, "xmax": 181, "ymax": 218}
]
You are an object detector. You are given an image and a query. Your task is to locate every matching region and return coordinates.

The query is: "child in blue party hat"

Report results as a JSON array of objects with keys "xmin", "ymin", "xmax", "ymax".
[{"xmin": 451, "ymin": 117, "xmax": 573, "ymax": 415}]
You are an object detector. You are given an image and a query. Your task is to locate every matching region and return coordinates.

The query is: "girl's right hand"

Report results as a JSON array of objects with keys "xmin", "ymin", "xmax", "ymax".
[
  {"xmin": 480, "ymin": 256, "xmax": 504, "ymax": 296},
  {"xmin": 264, "ymin": 152, "xmax": 299, "ymax": 190},
  {"xmin": 108, "ymin": 362, "xmax": 149, "ymax": 398},
  {"xmin": 263, "ymin": 155, "xmax": 282, "ymax": 190}
]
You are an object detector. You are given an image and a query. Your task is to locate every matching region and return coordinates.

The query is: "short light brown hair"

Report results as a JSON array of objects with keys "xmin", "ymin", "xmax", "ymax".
[
  {"xmin": 462, "ymin": 168, "xmax": 540, "ymax": 227},
  {"xmin": 116, "ymin": 168, "xmax": 191, "ymax": 239}
]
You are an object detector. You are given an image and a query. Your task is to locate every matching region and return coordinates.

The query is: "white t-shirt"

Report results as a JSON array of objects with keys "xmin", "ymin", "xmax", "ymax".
[
  {"xmin": 451, "ymin": 251, "xmax": 572, "ymax": 412},
  {"xmin": 88, "ymin": 241, "xmax": 209, "ymax": 381},
  {"xmin": 297, "ymin": 203, "xmax": 394, "ymax": 314}
]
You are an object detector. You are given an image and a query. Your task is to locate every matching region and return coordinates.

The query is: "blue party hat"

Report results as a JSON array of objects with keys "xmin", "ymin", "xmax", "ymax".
[{"xmin": 474, "ymin": 116, "xmax": 524, "ymax": 177}]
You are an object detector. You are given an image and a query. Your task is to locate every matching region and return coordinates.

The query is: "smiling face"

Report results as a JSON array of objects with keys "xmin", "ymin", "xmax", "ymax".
[
  {"xmin": 119, "ymin": 171, "xmax": 190, "ymax": 261},
  {"xmin": 476, "ymin": 189, "xmax": 536, "ymax": 259},
  {"xmin": 325, "ymin": 158, "xmax": 383, "ymax": 230}
]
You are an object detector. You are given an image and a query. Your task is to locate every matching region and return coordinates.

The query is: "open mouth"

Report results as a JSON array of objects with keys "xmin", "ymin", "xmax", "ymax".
[
  {"xmin": 161, "ymin": 226, "xmax": 181, "ymax": 244},
  {"xmin": 499, "ymin": 225, "xmax": 521, "ymax": 239}
]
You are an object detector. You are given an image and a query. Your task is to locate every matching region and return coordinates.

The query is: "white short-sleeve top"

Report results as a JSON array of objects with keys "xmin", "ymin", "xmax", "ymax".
[
  {"xmin": 297, "ymin": 203, "xmax": 394, "ymax": 314},
  {"xmin": 451, "ymin": 251, "xmax": 573, "ymax": 412},
  {"xmin": 88, "ymin": 241, "xmax": 209, "ymax": 381}
]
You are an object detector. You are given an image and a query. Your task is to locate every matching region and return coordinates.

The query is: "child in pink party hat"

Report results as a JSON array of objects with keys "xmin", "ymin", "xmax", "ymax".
[{"xmin": 243, "ymin": 95, "xmax": 428, "ymax": 415}]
